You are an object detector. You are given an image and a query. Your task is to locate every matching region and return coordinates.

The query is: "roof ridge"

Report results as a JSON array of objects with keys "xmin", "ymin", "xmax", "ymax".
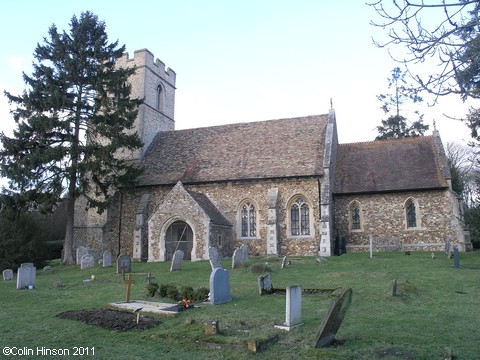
[{"xmin": 340, "ymin": 135, "xmax": 433, "ymax": 147}]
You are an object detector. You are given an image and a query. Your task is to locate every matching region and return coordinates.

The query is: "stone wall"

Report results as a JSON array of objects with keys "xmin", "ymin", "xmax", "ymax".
[
  {"xmin": 110, "ymin": 177, "xmax": 324, "ymax": 261},
  {"xmin": 334, "ymin": 189, "xmax": 464, "ymax": 252}
]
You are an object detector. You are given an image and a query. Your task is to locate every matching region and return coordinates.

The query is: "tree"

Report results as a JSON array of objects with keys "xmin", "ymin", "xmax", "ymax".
[
  {"xmin": 0, "ymin": 12, "xmax": 143, "ymax": 264},
  {"xmin": 368, "ymin": 1, "xmax": 480, "ymax": 100},
  {"xmin": 376, "ymin": 67, "xmax": 429, "ymax": 140}
]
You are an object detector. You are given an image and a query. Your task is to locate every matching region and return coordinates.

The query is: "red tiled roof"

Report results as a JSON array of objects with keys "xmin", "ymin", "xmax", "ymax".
[
  {"xmin": 139, "ymin": 115, "xmax": 328, "ymax": 186},
  {"xmin": 334, "ymin": 135, "xmax": 450, "ymax": 194}
]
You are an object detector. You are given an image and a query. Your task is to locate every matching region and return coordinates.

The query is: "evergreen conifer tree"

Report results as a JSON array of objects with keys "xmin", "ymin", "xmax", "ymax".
[{"xmin": 0, "ymin": 12, "xmax": 143, "ymax": 264}]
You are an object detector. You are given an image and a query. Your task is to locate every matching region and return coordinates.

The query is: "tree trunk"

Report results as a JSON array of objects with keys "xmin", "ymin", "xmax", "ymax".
[{"xmin": 62, "ymin": 194, "xmax": 76, "ymax": 265}]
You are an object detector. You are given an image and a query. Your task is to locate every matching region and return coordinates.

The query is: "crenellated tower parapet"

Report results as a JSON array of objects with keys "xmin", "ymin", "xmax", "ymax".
[{"xmin": 116, "ymin": 49, "xmax": 176, "ymax": 159}]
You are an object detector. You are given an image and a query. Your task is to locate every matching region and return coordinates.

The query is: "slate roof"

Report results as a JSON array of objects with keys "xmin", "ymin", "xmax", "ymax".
[
  {"xmin": 334, "ymin": 135, "xmax": 450, "ymax": 195},
  {"xmin": 189, "ymin": 191, "xmax": 232, "ymax": 226},
  {"xmin": 139, "ymin": 115, "xmax": 328, "ymax": 186}
]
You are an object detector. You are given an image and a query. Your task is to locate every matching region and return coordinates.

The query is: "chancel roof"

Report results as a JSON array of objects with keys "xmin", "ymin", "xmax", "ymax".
[
  {"xmin": 334, "ymin": 135, "xmax": 450, "ymax": 195},
  {"xmin": 139, "ymin": 115, "xmax": 328, "ymax": 186}
]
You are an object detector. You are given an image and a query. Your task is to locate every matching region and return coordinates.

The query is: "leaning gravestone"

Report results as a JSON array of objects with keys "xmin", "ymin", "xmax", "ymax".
[
  {"xmin": 3, "ymin": 269, "xmax": 13, "ymax": 281},
  {"xmin": 274, "ymin": 285, "xmax": 303, "ymax": 331},
  {"xmin": 102, "ymin": 250, "xmax": 112, "ymax": 267},
  {"xmin": 281, "ymin": 256, "xmax": 288, "ymax": 269},
  {"xmin": 76, "ymin": 246, "xmax": 89, "ymax": 265},
  {"xmin": 445, "ymin": 237, "xmax": 452, "ymax": 258},
  {"xmin": 117, "ymin": 255, "xmax": 132, "ymax": 274},
  {"xmin": 209, "ymin": 268, "xmax": 231, "ymax": 305},
  {"xmin": 209, "ymin": 246, "xmax": 222, "ymax": 270},
  {"xmin": 170, "ymin": 249, "xmax": 184, "ymax": 272},
  {"xmin": 232, "ymin": 243, "xmax": 249, "ymax": 269},
  {"xmin": 80, "ymin": 254, "xmax": 95, "ymax": 269},
  {"xmin": 258, "ymin": 273, "xmax": 274, "ymax": 295},
  {"xmin": 312, "ymin": 288, "xmax": 353, "ymax": 348},
  {"xmin": 16, "ymin": 263, "xmax": 36, "ymax": 290}
]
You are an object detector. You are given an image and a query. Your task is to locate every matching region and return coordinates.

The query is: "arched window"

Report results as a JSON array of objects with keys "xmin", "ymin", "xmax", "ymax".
[
  {"xmin": 351, "ymin": 201, "xmax": 362, "ymax": 231},
  {"xmin": 156, "ymin": 84, "xmax": 163, "ymax": 110},
  {"xmin": 290, "ymin": 197, "xmax": 310, "ymax": 236},
  {"xmin": 405, "ymin": 197, "xmax": 420, "ymax": 229},
  {"xmin": 240, "ymin": 201, "xmax": 257, "ymax": 238}
]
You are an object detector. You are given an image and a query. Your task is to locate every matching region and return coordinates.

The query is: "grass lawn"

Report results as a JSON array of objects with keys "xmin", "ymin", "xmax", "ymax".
[{"xmin": 1, "ymin": 251, "xmax": 479, "ymax": 359}]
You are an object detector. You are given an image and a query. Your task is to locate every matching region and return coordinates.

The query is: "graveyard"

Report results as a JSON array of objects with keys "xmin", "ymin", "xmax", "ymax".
[{"xmin": 1, "ymin": 251, "xmax": 479, "ymax": 359}]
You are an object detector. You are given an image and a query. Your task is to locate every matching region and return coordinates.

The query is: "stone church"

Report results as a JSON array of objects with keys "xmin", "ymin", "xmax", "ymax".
[{"xmin": 73, "ymin": 49, "xmax": 471, "ymax": 262}]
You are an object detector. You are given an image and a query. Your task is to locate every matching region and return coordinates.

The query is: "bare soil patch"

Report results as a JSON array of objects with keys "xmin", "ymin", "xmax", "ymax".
[{"xmin": 56, "ymin": 309, "xmax": 161, "ymax": 331}]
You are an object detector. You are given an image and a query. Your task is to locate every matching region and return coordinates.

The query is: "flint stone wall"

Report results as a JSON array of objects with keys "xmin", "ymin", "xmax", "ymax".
[{"xmin": 334, "ymin": 189, "xmax": 465, "ymax": 252}]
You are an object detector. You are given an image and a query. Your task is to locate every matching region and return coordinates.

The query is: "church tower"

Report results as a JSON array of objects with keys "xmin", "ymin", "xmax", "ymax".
[
  {"xmin": 73, "ymin": 49, "xmax": 176, "ymax": 257},
  {"xmin": 115, "ymin": 49, "xmax": 176, "ymax": 158}
]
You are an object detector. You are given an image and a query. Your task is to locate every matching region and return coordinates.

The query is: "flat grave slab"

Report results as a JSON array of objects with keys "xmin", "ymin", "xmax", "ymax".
[{"xmin": 108, "ymin": 300, "xmax": 187, "ymax": 315}]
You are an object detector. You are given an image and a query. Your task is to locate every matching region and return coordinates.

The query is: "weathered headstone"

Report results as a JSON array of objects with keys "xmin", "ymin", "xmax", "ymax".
[
  {"xmin": 209, "ymin": 268, "xmax": 231, "ymax": 305},
  {"xmin": 312, "ymin": 288, "xmax": 353, "ymax": 348},
  {"xmin": 391, "ymin": 279, "xmax": 397, "ymax": 296},
  {"xmin": 232, "ymin": 243, "xmax": 249, "ymax": 269},
  {"xmin": 76, "ymin": 246, "xmax": 89, "ymax": 265},
  {"xmin": 208, "ymin": 246, "xmax": 222, "ymax": 270},
  {"xmin": 454, "ymin": 246, "xmax": 460, "ymax": 268},
  {"xmin": 3, "ymin": 269, "xmax": 13, "ymax": 281},
  {"xmin": 445, "ymin": 237, "xmax": 452, "ymax": 258},
  {"xmin": 102, "ymin": 250, "xmax": 112, "ymax": 267},
  {"xmin": 54, "ymin": 280, "xmax": 64, "ymax": 289},
  {"xmin": 258, "ymin": 273, "xmax": 274, "ymax": 295},
  {"xmin": 274, "ymin": 285, "xmax": 303, "ymax": 331},
  {"xmin": 369, "ymin": 235, "xmax": 373, "ymax": 259},
  {"xmin": 170, "ymin": 249, "xmax": 184, "ymax": 272},
  {"xmin": 117, "ymin": 255, "xmax": 132, "ymax": 274},
  {"xmin": 16, "ymin": 263, "xmax": 36, "ymax": 289},
  {"xmin": 80, "ymin": 254, "xmax": 95, "ymax": 269}
]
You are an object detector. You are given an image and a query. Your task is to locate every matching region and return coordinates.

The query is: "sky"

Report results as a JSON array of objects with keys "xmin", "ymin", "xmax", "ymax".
[{"xmin": 0, "ymin": 0, "xmax": 474, "ymax": 145}]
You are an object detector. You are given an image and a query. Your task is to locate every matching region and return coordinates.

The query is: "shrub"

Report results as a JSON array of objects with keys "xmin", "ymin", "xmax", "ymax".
[
  {"xmin": 191, "ymin": 287, "xmax": 209, "ymax": 302},
  {"xmin": 180, "ymin": 286, "xmax": 194, "ymax": 300},
  {"xmin": 250, "ymin": 263, "xmax": 272, "ymax": 274}
]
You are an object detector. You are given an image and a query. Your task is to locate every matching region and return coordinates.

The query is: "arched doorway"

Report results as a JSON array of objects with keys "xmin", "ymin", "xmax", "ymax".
[{"xmin": 165, "ymin": 221, "xmax": 193, "ymax": 261}]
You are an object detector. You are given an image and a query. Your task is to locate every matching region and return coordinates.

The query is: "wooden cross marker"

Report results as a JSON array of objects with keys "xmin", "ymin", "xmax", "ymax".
[
  {"xmin": 145, "ymin": 272, "xmax": 155, "ymax": 285},
  {"xmin": 124, "ymin": 274, "xmax": 135, "ymax": 303}
]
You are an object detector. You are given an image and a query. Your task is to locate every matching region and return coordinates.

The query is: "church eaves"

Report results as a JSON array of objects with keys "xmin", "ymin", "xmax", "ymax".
[{"xmin": 138, "ymin": 115, "xmax": 328, "ymax": 186}]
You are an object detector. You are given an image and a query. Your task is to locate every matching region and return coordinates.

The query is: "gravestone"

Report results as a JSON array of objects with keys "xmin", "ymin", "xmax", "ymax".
[
  {"xmin": 258, "ymin": 273, "xmax": 274, "ymax": 295},
  {"xmin": 170, "ymin": 249, "xmax": 184, "ymax": 272},
  {"xmin": 445, "ymin": 237, "xmax": 452, "ymax": 258},
  {"xmin": 102, "ymin": 250, "xmax": 112, "ymax": 267},
  {"xmin": 80, "ymin": 254, "xmax": 95, "ymax": 269},
  {"xmin": 76, "ymin": 246, "xmax": 89, "ymax": 265},
  {"xmin": 16, "ymin": 263, "xmax": 36, "ymax": 289},
  {"xmin": 281, "ymin": 256, "xmax": 287, "ymax": 269},
  {"xmin": 453, "ymin": 246, "xmax": 460, "ymax": 268},
  {"xmin": 209, "ymin": 268, "xmax": 231, "ymax": 305},
  {"xmin": 232, "ymin": 243, "xmax": 249, "ymax": 269},
  {"xmin": 3, "ymin": 269, "xmax": 13, "ymax": 281},
  {"xmin": 312, "ymin": 288, "xmax": 353, "ymax": 348},
  {"xmin": 208, "ymin": 246, "xmax": 222, "ymax": 270},
  {"xmin": 391, "ymin": 279, "xmax": 397, "ymax": 296},
  {"xmin": 117, "ymin": 255, "xmax": 132, "ymax": 274},
  {"xmin": 274, "ymin": 285, "xmax": 303, "ymax": 331}
]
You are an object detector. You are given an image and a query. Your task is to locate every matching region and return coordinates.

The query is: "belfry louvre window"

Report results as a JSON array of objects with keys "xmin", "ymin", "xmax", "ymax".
[
  {"xmin": 407, "ymin": 201, "xmax": 417, "ymax": 228},
  {"xmin": 291, "ymin": 197, "xmax": 310, "ymax": 236},
  {"xmin": 241, "ymin": 202, "xmax": 256, "ymax": 237}
]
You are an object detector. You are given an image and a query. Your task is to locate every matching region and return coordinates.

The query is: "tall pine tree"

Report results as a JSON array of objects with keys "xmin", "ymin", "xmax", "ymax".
[
  {"xmin": 0, "ymin": 12, "xmax": 143, "ymax": 264},
  {"xmin": 376, "ymin": 67, "xmax": 429, "ymax": 140}
]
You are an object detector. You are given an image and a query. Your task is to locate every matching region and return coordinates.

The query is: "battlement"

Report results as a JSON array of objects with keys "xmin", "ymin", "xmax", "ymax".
[{"xmin": 117, "ymin": 48, "xmax": 176, "ymax": 85}]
